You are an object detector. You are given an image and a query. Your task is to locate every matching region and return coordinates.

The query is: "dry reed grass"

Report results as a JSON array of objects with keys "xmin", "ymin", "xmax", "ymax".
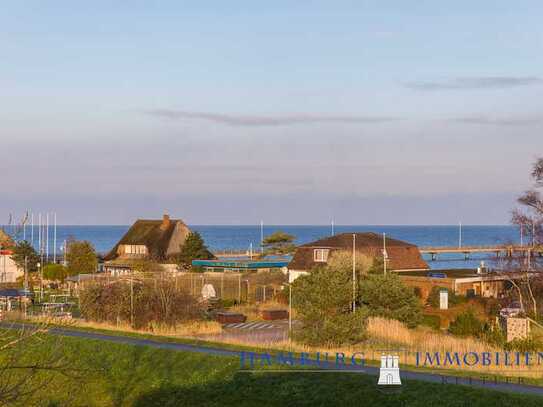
[
  {"xmin": 53, "ymin": 318, "xmax": 223, "ymax": 338},
  {"xmin": 22, "ymin": 313, "xmax": 543, "ymax": 380},
  {"xmin": 201, "ymin": 317, "xmax": 543, "ymax": 379}
]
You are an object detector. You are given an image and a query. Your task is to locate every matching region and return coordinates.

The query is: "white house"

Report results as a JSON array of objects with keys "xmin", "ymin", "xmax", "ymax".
[{"xmin": 0, "ymin": 250, "xmax": 23, "ymax": 283}]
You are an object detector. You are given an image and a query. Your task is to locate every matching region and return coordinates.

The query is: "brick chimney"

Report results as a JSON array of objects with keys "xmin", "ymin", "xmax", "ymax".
[{"xmin": 161, "ymin": 214, "xmax": 171, "ymax": 230}]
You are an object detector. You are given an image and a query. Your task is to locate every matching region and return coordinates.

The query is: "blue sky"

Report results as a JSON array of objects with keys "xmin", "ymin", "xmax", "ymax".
[{"xmin": 1, "ymin": 1, "xmax": 542, "ymax": 224}]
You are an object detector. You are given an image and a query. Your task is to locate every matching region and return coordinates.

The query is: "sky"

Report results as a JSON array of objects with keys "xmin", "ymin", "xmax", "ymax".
[{"xmin": 1, "ymin": 1, "xmax": 542, "ymax": 225}]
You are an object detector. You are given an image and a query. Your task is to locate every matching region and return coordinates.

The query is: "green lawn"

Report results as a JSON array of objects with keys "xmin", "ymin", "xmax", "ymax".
[{"xmin": 6, "ymin": 334, "xmax": 543, "ymax": 407}]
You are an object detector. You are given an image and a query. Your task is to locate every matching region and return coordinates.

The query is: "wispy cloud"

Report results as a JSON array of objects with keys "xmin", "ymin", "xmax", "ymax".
[
  {"xmin": 405, "ymin": 77, "xmax": 543, "ymax": 91},
  {"xmin": 451, "ymin": 115, "xmax": 543, "ymax": 126},
  {"xmin": 145, "ymin": 110, "xmax": 401, "ymax": 127}
]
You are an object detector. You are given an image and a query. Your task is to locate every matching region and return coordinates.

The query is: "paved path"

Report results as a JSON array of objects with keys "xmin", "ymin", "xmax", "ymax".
[{"xmin": 3, "ymin": 322, "xmax": 543, "ymax": 397}]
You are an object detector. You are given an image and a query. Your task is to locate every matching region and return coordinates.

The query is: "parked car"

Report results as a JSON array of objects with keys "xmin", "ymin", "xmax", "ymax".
[{"xmin": 499, "ymin": 302, "xmax": 523, "ymax": 318}]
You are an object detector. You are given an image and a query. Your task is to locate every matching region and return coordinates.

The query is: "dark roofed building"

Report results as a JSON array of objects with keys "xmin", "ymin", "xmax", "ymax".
[
  {"xmin": 288, "ymin": 232, "xmax": 429, "ymax": 280},
  {"xmin": 104, "ymin": 214, "xmax": 191, "ymax": 262}
]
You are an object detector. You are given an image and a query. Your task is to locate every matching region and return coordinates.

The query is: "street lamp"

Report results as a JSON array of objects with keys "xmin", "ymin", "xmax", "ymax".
[{"xmin": 37, "ymin": 262, "xmax": 42, "ymax": 302}]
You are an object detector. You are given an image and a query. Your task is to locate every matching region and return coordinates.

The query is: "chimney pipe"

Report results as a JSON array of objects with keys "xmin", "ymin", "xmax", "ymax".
[{"xmin": 161, "ymin": 214, "xmax": 171, "ymax": 230}]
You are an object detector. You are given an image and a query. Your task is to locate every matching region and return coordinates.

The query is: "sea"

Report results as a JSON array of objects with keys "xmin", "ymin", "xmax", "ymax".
[{"xmin": 4, "ymin": 224, "xmax": 524, "ymax": 270}]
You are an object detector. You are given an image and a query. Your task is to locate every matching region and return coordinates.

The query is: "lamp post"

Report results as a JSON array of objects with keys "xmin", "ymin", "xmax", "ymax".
[
  {"xmin": 352, "ymin": 233, "xmax": 356, "ymax": 313},
  {"xmin": 37, "ymin": 262, "xmax": 42, "ymax": 302},
  {"xmin": 288, "ymin": 273, "xmax": 292, "ymax": 341}
]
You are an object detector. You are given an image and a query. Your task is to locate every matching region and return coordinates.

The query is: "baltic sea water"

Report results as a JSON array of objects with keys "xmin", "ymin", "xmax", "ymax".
[{"xmin": 6, "ymin": 224, "xmax": 523, "ymax": 270}]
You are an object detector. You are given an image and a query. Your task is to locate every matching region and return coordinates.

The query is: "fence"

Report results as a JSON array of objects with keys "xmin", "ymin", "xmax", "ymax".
[{"xmin": 74, "ymin": 272, "xmax": 285, "ymax": 304}]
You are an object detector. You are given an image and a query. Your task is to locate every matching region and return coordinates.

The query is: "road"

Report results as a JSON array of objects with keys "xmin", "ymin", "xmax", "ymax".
[{"xmin": 3, "ymin": 322, "xmax": 543, "ymax": 397}]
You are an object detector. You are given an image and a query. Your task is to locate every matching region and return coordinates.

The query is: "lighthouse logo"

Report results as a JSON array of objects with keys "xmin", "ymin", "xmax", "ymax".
[{"xmin": 378, "ymin": 353, "xmax": 402, "ymax": 386}]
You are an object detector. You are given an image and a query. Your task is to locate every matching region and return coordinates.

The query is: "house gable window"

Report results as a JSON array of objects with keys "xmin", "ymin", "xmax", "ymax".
[
  {"xmin": 122, "ymin": 244, "xmax": 148, "ymax": 255},
  {"xmin": 313, "ymin": 248, "xmax": 329, "ymax": 262}
]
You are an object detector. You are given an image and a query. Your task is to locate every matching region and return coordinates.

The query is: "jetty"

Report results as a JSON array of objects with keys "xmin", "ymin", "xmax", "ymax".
[{"xmin": 420, "ymin": 245, "xmax": 543, "ymax": 261}]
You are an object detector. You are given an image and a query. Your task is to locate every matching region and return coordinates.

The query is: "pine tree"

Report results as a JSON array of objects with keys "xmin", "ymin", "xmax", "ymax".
[
  {"xmin": 177, "ymin": 232, "xmax": 214, "ymax": 270},
  {"xmin": 11, "ymin": 241, "xmax": 40, "ymax": 273}
]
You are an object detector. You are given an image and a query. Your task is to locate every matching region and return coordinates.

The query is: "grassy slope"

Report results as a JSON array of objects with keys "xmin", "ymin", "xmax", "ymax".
[
  {"xmin": 17, "ymin": 335, "xmax": 543, "ymax": 407},
  {"xmin": 37, "ymin": 321, "xmax": 543, "ymax": 386}
]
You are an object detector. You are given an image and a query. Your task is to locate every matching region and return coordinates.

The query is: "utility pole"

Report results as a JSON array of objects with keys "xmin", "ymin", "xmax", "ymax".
[
  {"xmin": 383, "ymin": 233, "xmax": 387, "ymax": 275},
  {"xmin": 520, "ymin": 224, "xmax": 524, "ymax": 246},
  {"xmin": 130, "ymin": 277, "xmax": 134, "ymax": 328},
  {"xmin": 31, "ymin": 213, "xmax": 34, "ymax": 247},
  {"xmin": 53, "ymin": 213, "xmax": 57, "ymax": 263},
  {"xmin": 46, "ymin": 213, "xmax": 49, "ymax": 263},
  {"xmin": 24, "ymin": 256, "xmax": 28, "ymax": 290},
  {"xmin": 260, "ymin": 220, "xmax": 264, "ymax": 254},
  {"xmin": 459, "ymin": 222, "xmax": 462, "ymax": 249},
  {"xmin": 352, "ymin": 233, "xmax": 356, "ymax": 313},
  {"xmin": 38, "ymin": 213, "xmax": 41, "ymax": 255},
  {"xmin": 288, "ymin": 269, "xmax": 292, "ymax": 341}
]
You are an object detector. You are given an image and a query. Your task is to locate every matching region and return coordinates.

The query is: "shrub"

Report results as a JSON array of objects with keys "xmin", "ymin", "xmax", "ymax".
[
  {"xmin": 80, "ymin": 280, "xmax": 202, "ymax": 329},
  {"xmin": 448, "ymin": 309, "xmax": 484, "ymax": 337},
  {"xmin": 504, "ymin": 338, "xmax": 543, "ymax": 352},
  {"xmin": 292, "ymin": 263, "xmax": 369, "ymax": 346},
  {"xmin": 421, "ymin": 314, "xmax": 441, "ymax": 330},
  {"xmin": 359, "ymin": 274, "xmax": 422, "ymax": 328},
  {"xmin": 42, "ymin": 264, "xmax": 68, "ymax": 283},
  {"xmin": 426, "ymin": 287, "xmax": 465, "ymax": 308},
  {"xmin": 66, "ymin": 241, "xmax": 98, "ymax": 275}
]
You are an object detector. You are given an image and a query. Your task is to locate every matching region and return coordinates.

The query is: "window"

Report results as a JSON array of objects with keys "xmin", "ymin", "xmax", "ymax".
[
  {"xmin": 313, "ymin": 248, "xmax": 329, "ymax": 262},
  {"xmin": 123, "ymin": 244, "xmax": 147, "ymax": 255}
]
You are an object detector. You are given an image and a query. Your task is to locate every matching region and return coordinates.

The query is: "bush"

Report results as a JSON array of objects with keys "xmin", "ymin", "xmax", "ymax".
[
  {"xmin": 67, "ymin": 241, "xmax": 98, "ymax": 275},
  {"xmin": 448, "ymin": 309, "xmax": 484, "ymax": 337},
  {"xmin": 426, "ymin": 287, "xmax": 465, "ymax": 308},
  {"xmin": 421, "ymin": 314, "xmax": 441, "ymax": 330},
  {"xmin": 359, "ymin": 274, "xmax": 422, "ymax": 328},
  {"xmin": 504, "ymin": 338, "xmax": 543, "ymax": 352},
  {"xmin": 478, "ymin": 297, "xmax": 502, "ymax": 317},
  {"xmin": 80, "ymin": 280, "xmax": 202, "ymax": 329},
  {"xmin": 292, "ymin": 264, "xmax": 369, "ymax": 346},
  {"xmin": 42, "ymin": 264, "xmax": 68, "ymax": 283}
]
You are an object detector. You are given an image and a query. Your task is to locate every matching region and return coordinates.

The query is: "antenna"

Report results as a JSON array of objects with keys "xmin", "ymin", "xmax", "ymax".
[
  {"xmin": 352, "ymin": 233, "xmax": 356, "ymax": 312},
  {"xmin": 260, "ymin": 220, "xmax": 264, "ymax": 254},
  {"xmin": 383, "ymin": 232, "xmax": 387, "ymax": 275},
  {"xmin": 53, "ymin": 213, "xmax": 57, "ymax": 263}
]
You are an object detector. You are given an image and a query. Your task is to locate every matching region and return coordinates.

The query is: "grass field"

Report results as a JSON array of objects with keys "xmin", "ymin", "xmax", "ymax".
[{"xmin": 6, "ymin": 333, "xmax": 543, "ymax": 407}]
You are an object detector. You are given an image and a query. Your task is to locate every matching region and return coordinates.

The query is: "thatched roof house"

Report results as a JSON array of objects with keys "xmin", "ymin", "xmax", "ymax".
[
  {"xmin": 0, "ymin": 228, "xmax": 13, "ymax": 249},
  {"xmin": 288, "ymin": 232, "xmax": 429, "ymax": 278},
  {"xmin": 104, "ymin": 215, "xmax": 191, "ymax": 262}
]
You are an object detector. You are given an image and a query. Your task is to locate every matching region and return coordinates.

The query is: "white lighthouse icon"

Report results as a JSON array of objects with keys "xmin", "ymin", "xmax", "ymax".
[{"xmin": 378, "ymin": 353, "xmax": 402, "ymax": 386}]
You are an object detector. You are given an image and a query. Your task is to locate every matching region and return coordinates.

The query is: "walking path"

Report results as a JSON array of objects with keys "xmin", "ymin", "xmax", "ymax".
[{"xmin": 4, "ymin": 322, "xmax": 543, "ymax": 397}]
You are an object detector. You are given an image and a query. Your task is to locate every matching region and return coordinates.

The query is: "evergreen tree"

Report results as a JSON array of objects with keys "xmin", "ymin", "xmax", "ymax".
[
  {"xmin": 291, "ymin": 254, "xmax": 372, "ymax": 346},
  {"xmin": 359, "ymin": 273, "xmax": 422, "ymax": 328},
  {"xmin": 10, "ymin": 241, "xmax": 40, "ymax": 273},
  {"xmin": 66, "ymin": 240, "xmax": 98, "ymax": 276},
  {"xmin": 261, "ymin": 231, "xmax": 296, "ymax": 256},
  {"xmin": 177, "ymin": 232, "xmax": 214, "ymax": 270}
]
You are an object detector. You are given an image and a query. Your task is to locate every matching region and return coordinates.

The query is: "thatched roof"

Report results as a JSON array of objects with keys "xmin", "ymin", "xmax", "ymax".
[
  {"xmin": 0, "ymin": 228, "xmax": 13, "ymax": 249},
  {"xmin": 104, "ymin": 215, "xmax": 191, "ymax": 261},
  {"xmin": 288, "ymin": 232, "xmax": 429, "ymax": 272}
]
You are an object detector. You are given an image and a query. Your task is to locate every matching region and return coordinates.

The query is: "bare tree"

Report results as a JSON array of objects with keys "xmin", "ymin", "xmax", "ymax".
[
  {"xmin": 512, "ymin": 157, "xmax": 543, "ymax": 249},
  {"xmin": 0, "ymin": 320, "xmax": 80, "ymax": 406}
]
